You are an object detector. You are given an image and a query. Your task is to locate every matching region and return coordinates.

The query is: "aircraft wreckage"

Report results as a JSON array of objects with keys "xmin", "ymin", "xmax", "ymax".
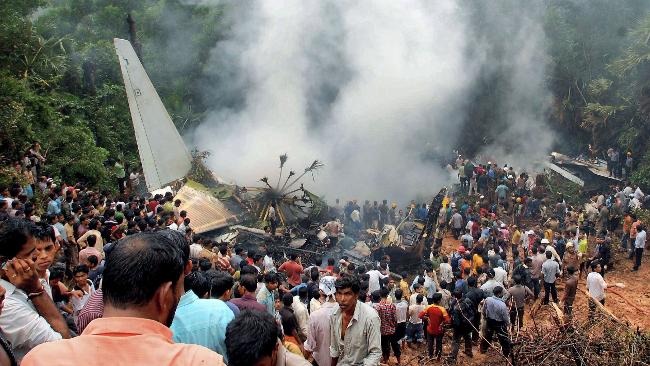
[{"xmin": 115, "ymin": 38, "xmax": 441, "ymax": 270}]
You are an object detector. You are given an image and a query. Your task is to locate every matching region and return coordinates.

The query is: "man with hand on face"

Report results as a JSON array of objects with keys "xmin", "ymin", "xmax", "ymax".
[
  {"xmin": 21, "ymin": 230, "xmax": 225, "ymax": 365},
  {"xmin": 0, "ymin": 219, "xmax": 71, "ymax": 362},
  {"xmin": 329, "ymin": 276, "xmax": 381, "ymax": 366}
]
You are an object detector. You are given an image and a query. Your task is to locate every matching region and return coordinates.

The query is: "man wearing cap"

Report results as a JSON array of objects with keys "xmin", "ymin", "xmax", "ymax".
[
  {"xmin": 542, "ymin": 238, "xmax": 561, "ymax": 263},
  {"xmin": 562, "ymin": 243, "xmax": 580, "ymax": 278},
  {"xmin": 449, "ymin": 210, "xmax": 464, "ymax": 240},
  {"xmin": 304, "ymin": 277, "xmax": 337, "ymax": 366}
]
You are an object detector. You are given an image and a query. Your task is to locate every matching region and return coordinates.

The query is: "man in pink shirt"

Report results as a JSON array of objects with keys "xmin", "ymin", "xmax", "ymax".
[
  {"xmin": 22, "ymin": 231, "xmax": 224, "ymax": 365},
  {"xmin": 278, "ymin": 254, "xmax": 304, "ymax": 287},
  {"xmin": 78, "ymin": 235, "xmax": 102, "ymax": 266}
]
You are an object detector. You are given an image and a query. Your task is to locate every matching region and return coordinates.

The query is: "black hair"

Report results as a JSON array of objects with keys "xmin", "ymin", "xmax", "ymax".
[
  {"xmin": 102, "ymin": 231, "xmax": 185, "ymax": 308},
  {"xmin": 282, "ymin": 292, "xmax": 293, "ymax": 307},
  {"xmin": 493, "ymin": 286, "xmax": 504, "ymax": 296},
  {"xmin": 241, "ymin": 265, "xmax": 258, "ymax": 276},
  {"xmin": 264, "ymin": 272, "xmax": 279, "ymax": 284},
  {"xmin": 327, "ymin": 257, "xmax": 335, "ymax": 265},
  {"xmin": 49, "ymin": 266, "xmax": 65, "ymax": 280},
  {"xmin": 289, "ymin": 253, "xmax": 298, "ymax": 261},
  {"xmin": 416, "ymin": 294, "xmax": 423, "ymax": 304},
  {"xmin": 225, "ymin": 310, "xmax": 279, "ymax": 366},
  {"xmin": 0, "ymin": 219, "xmax": 54, "ymax": 259},
  {"xmin": 157, "ymin": 229, "xmax": 190, "ymax": 263},
  {"xmin": 73, "ymin": 264, "xmax": 90, "ymax": 275},
  {"xmin": 199, "ymin": 258, "xmax": 212, "ymax": 272},
  {"xmin": 211, "ymin": 272, "xmax": 235, "ymax": 298},
  {"xmin": 334, "ymin": 275, "xmax": 360, "ymax": 294},
  {"xmin": 184, "ymin": 271, "xmax": 210, "ymax": 298},
  {"xmin": 467, "ymin": 276, "xmax": 477, "ymax": 287},
  {"xmin": 546, "ymin": 251, "xmax": 552, "ymax": 259},
  {"xmin": 87, "ymin": 234, "xmax": 97, "ymax": 247},
  {"xmin": 240, "ymin": 274, "xmax": 258, "ymax": 293},
  {"xmin": 235, "ymin": 247, "xmax": 244, "ymax": 255},
  {"xmin": 512, "ymin": 274, "xmax": 522, "ymax": 285},
  {"xmin": 395, "ymin": 289, "xmax": 403, "ymax": 300},
  {"xmin": 380, "ymin": 287, "xmax": 390, "ymax": 298},
  {"xmin": 219, "ymin": 245, "xmax": 228, "ymax": 255},
  {"xmin": 87, "ymin": 255, "xmax": 99, "ymax": 267},
  {"xmin": 371, "ymin": 290, "xmax": 381, "ymax": 303},
  {"xmin": 432, "ymin": 292, "xmax": 442, "ymax": 304},
  {"xmin": 567, "ymin": 266, "xmax": 576, "ymax": 275}
]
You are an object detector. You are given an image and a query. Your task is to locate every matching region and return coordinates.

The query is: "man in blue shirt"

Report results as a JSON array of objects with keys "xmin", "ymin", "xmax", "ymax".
[
  {"xmin": 210, "ymin": 272, "xmax": 240, "ymax": 316},
  {"xmin": 47, "ymin": 192, "xmax": 61, "ymax": 215},
  {"xmin": 171, "ymin": 288, "xmax": 235, "ymax": 363},
  {"xmin": 257, "ymin": 272, "xmax": 279, "ymax": 316},
  {"xmin": 480, "ymin": 286, "xmax": 511, "ymax": 357}
]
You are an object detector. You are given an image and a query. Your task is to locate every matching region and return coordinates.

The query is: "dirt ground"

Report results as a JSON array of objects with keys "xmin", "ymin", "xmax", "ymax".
[{"xmin": 381, "ymin": 234, "xmax": 650, "ymax": 366}]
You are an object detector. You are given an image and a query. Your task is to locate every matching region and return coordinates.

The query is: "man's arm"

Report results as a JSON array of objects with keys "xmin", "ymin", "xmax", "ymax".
[
  {"xmin": 363, "ymin": 316, "xmax": 382, "ymax": 366},
  {"xmin": 329, "ymin": 315, "xmax": 340, "ymax": 365}
]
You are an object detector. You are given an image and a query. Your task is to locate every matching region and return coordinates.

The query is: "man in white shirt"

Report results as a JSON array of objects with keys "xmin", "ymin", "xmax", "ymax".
[
  {"xmin": 632, "ymin": 225, "xmax": 646, "ymax": 272},
  {"xmin": 492, "ymin": 264, "xmax": 507, "ymax": 286},
  {"xmin": 304, "ymin": 277, "xmax": 337, "ymax": 366},
  {"xmin": 366, "ymin": 265, "xmax": 389, "ymax": 294},
  {"xmin": 0, "ymin": 219, "xmax": 71, "ymax": 361},
  {"xmin": 586, "ymin": 262, "xmax": 607, "ymax": 315}
]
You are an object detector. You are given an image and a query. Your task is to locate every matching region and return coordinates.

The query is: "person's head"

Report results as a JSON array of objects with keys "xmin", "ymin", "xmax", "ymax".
[
  {"xmin": 327, "ymin": 257, "xmax": 335, "ymax": 266},
  {"xmin": 0, "ymin": 220, "xmax": 57, "ymax": 275},
  {"xmin": 198, "ymin": 258, "xmax": 212, "ymax": 272},
  {"xmin": 546, "ymin": 251, "xmax": 552, "ymax": 259},
  {"xmin": 49, "ymin": 265, "xmax": 65, "ymax": 286},
  {"xmin": 282, "ymin": 292, "xmax": 293, "ymax": 307},
  {"xmin": 463, "ymin": 267, "xmax": 471, "ymax": 278},
  {"xmin": 371, "ymin": 290, "xmax": 381, "ymax": 303},
  {"xmin": 486, "ymin": 268, "xmax": 495, "ymax": 279},
  {"xmin": 87, "ymin": 255, "xmax": 99, "ymax": 269},
  {"xmin": 395, "ymin": 288, "xmax": 403, "ymax": 301},
  {"xmin": 512, "ymin": 274, "xmax": 522, "ymax": 285},
  {"xmin": 239, "ymin": 274, "xmax": 257, "ymax": 294},
  {"xmin": 524, "ymin": 257, "xmax": 532, "ymax": 266},
  {"xmin": 216, "ymin": 245, "xmax": 227, "ymax": 256},
  {"xmin": 493, "ymin": 286, "xmax": 504, "ymax": 297},
  {"xmin": 334, "ymin": 276, "xmax": 360, "ymax": 312},
  {"xmin": 567, "ymin": 266, "xmax": 576, "ymax": 275},
  {"xmin": 416, "ymin": 294, "xmax": 424, "ymax": 304},
  {"xmin": 225, "ymin": 310, "xmax": 281, "ymax": 366},
  {"xmin": 264, "ymin": 272, "xmax": 279, "ymax": 291},
  {"xmin": 73, "ymin": 265, "xmax": 90, "ymax": 288},
  {"xmin": 467, "ymin": 276, "xmax": 477, "ymax": 288},
  {"xmin": 432, "ymin": 292, "xmax": 442, "ymax": 305},
  {"xmin": 591, "ymin": 262, "xmax": 601, "ymax": 272},
  {"xmin": 211, "ymin": 272, "xmax": 235, "ymax": 299},
  {"xmin": 380, "ymin": 287, "xmax": 390, "ymax": 299},
  {"xmin": 184, "ymin": 271, "xmax": 210, "ymax": 298},
  {"xmin": 102, "ymin": 231, "xmax": 185, "ymax": 326}
]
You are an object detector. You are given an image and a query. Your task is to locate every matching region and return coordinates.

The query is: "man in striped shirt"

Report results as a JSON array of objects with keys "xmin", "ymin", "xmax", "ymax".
[{"xmin": 372, "ymin": 288, "xmax": 400, "ymax": 365}]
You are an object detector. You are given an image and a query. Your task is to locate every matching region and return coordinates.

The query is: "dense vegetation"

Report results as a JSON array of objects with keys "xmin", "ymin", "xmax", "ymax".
[{"xmin": 2, "ymin": 0, "xmax": 650, "ymax": 190}]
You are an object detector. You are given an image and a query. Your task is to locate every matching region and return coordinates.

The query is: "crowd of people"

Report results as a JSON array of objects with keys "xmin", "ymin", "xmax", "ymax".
[{"xmin": 0, "ymin": 148, "xmax": 646, "ymax": 366}]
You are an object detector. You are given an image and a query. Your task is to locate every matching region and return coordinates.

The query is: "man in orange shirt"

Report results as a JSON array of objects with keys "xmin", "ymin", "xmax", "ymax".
[
  {"xmin": 278, "ymin": 254, "xmax": 304, "ymax": 287},
  {"xmin": 22, "ymin": 231, "xmax": 225, "ymax": 366},
  {"xmin": 629, "ymin": 215, "xmax": 642, "ymax": 259},
  {"xmin": 419, "ymin": 293, "xmax": 450, "ymax": 360},
  {"xmin": 621, "ymin": 213, "xmax": 633, "ymax": 252}
]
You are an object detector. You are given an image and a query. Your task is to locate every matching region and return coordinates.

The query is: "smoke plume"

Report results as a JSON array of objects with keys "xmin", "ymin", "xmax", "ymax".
[{"xmin": 190, "ymin": 0, "xmax": 552, "ymax": 204}]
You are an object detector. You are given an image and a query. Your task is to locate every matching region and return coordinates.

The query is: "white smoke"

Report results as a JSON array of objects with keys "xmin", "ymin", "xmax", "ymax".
[{"xmin": 191, "ymin": 0, "xmax": 551, "ymax": 204}]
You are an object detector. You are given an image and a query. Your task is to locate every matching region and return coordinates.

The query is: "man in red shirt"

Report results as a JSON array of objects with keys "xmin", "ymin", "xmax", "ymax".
[
  {"xmin": 419, "ymin": 293, "xmax": 450, "ymax": 360},
  {"xmin": 372, "ymin": 288, "xmax": 400, "ymax": 365},
  {"xmin": 278, "ymin": 254, "xmax": 304, "ymax": 287}
]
